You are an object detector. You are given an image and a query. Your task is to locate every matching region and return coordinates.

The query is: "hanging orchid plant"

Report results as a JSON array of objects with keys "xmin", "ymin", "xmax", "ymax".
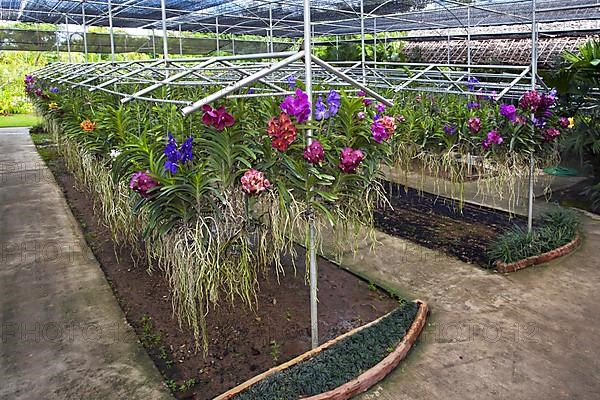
[{"xmin": 26, "ymin": 69, "xmax": 573, "ymax": 351}]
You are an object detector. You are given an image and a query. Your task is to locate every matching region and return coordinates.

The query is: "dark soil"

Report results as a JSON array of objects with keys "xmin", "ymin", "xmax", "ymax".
[
  {"xmin": 47, "ymin": 158, "xmax": 399, "ymax": 399},
  {"xmin": 375, "ymin": 181, "xmax": 527, "ymax": 266}
]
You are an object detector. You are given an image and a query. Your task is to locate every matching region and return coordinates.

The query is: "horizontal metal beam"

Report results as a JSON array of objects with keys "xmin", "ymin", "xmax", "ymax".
[
  {"xmin": 181, "ymin": 50, "xmax": 305, "ymax": 116},
  {"xmin": 310, "ymin": 54, "xmax": 393, "ymax": 107}
]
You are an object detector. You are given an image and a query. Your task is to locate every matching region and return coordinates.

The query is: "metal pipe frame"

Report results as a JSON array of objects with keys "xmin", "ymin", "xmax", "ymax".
[
  {"xmin": 107, "ymin": 0, "xmax": 115, "ymax": 62},
  {"xmin": 92, "ymin": 59, "xmax": 166, "ymax": 91},
  {"xmin": 81, "ymin": 1, "xmax": 88, "ymax": 61},
  {"xmin": 122, "ymin": 58, "xmax": 219, "ymax": 103},
  {"xmin": 7, "ymin": 0, "xmax": 600, "ymax": 41},
  {"xmin": 33, "ymin": 57, "xmax": 541, "ymax": 110},
  {"xmin": 180, "ymin": 51, "xmax": 306, "ymax": 115},
  {"xmin": 360, "ymin": 0, "xmax": 366, "ymax": 84},
  {"xmin": 528, "ymin": 0, "xmax": 538, "ymax": 232},
  {"xmin": 160, "ymin": 0, "xmax": 168, "ymax": 61}
]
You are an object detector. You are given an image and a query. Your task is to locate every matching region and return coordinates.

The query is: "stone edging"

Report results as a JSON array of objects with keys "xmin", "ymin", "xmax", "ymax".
[
  {"xmin": 213, "ymin": 300, "xmax": 429, "ymax": 400},
  {"xmin": 494, "ymin": 233, "xmax": 581, "ymax": 273}
]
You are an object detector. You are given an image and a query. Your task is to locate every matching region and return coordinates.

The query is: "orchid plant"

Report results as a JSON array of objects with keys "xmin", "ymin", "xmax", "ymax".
[{"xmin": 26, "ymin": 70, "xmax": 572, "ymax": 350}]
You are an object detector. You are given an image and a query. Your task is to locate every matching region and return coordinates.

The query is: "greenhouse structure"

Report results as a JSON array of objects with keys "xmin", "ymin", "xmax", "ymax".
[{"xmin": 1, "ymin": 1, "xmax": 599, "ymax": 399}]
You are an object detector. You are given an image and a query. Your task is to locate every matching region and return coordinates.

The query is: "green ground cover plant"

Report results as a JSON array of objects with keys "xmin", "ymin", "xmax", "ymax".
[
  {"xmin": 487, "ymin": 208, "xmax": 580, "ymax": 265},
  {"xmin": 234, "ymin": 301, "xmax": 418, "ymax": 400}
]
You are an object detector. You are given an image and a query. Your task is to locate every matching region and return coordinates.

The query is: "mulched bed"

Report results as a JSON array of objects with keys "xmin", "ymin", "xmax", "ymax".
[
  {"xmin": 46, "ymin": 157, "xmax": 400, "ymax": 400},
  {"xmin": 375, "ymin": 181, "xmax": 527, "ymax": 266}
]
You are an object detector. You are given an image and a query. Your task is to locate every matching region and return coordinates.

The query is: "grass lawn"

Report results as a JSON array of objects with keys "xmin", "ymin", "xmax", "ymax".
[{"xmin": 0, "ymin": 113, "xmax": 41, "ymax": 128}]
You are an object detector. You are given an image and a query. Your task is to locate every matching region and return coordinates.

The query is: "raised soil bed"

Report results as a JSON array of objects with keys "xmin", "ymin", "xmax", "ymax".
[
  {"xmin": 217, "ymin": 300, "xmax": 428, "ymax": 400},
  {"xmin": 494, "ymin": 233, "xmax": 582, "ymax": 273},
  {"xmin": 375, "ymin": 181, "xmax": 526, "ymax": 266},
  {"xmin": 44, "ymin": 155, "xmax": 405, "ymax": 400}
]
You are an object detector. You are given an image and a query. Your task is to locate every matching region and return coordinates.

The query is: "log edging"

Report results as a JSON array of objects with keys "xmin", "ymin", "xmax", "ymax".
[{"xmin": 214, "ymin": 300, "xmax": 429, "ymax": 400}]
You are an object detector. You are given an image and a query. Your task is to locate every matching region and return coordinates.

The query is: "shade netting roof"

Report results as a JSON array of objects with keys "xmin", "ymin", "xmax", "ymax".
[{"xmin": 1, "ymin": 0, "xmax": 599, "ymax": 37}]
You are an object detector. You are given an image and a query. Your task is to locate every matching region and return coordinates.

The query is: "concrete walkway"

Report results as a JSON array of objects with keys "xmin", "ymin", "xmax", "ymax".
[
  {"xmin": 0, "ymin": 128, "xmax": 171, "ymax": 400},
  {"xmin": 322, "ymin": 201, "xmax": 600, "ymax": 398}
]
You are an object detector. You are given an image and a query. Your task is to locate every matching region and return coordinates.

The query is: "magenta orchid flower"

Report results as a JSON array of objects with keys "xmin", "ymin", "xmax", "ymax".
[{"xmin": 202, "ymin": 105, "xmax": 235, "ymax": 130}]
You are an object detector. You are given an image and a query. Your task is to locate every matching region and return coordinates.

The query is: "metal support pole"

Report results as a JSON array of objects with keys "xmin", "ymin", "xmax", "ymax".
[
  {"xmin": 269, "ymin": 7, "xmax": 274, "ymax": 53},
  {"xmin": 65, "ymin": 15, "xmax": 71, "ymax": 63},
  {"xmin": 301, "ymin": 0, "xmax": 318, "ymax": 350},
  {"xmin": 528, "ymin": 0, "xmax": 538, "ymax": 232},
  {"xmin": 373, "ymin": 18, "xmax": 377, "ymax": 68},
  {"xmin": 151, "ymin": 29, "xmax": 156, "ymax": 58},
  {"xmin": 232, "ymin": 36, "xmax": 235, "ymax": 55},
  {"xmin": 467, "ymin": 4, "xmax": 471, "ymax": 76},
  {"xmin": 335, "ymin": 35, "xmax": 339, "ymax": 61},
  {"xmin": 160, "ymin": 0, "xmax": 168, "ymax": 61},
  {"xmin": 447, "ymin": 31, "xmax": 451, "ymax": 64},
  {"xmin": 179, "ymin": 24, "xmax": 183, "ymax": 56},
  {"xmin": 108, "ymin": 0, "xmax": 115, "ymax": 62},
  {"xmin": 56, "ymin": 31, "xmax": 60, "ymax": 61},
  {"xmin": 360, "ymin": 0, "xmax": 366, "ymax": 83},
  {"xmin": 215, "ymin": 17, "xmax": 220, "ymax": 54},
  {"xmin": 81, "ymin": 1, "xmax": 88, "ymax": 62}
]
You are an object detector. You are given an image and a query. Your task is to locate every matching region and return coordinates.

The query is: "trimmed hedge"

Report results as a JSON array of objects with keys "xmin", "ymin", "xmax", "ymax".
[
  {"xmin": 234, "ymin": 301, "xmax": 419, "ymax": 400},
  {"xmin": 487, "ymin": 208, "xmax": 580, "ymax": 265}
]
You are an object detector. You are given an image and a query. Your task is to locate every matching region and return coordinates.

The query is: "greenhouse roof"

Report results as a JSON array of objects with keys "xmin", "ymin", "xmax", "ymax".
[{"xmin": 1, "ymin": 0, "xmax": 599, "ymax": 38}]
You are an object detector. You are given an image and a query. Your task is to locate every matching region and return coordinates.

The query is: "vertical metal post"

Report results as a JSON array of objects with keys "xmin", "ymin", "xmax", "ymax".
[
  {"xmin": 269, "ymin": 7, "xmax": 274, "ymax": 53},
  {"xmin": 335, "ymin": 35, "xmax": 339, "ymax": 61},
  {"xmin": 160, "ymin": 0, "xmax": 169, "ymax": 61},
  {"xmin": 528, "ymin": 0, "xmax": 538, "ymax": 232},
  {"xmin": 215, "ymin": 17, "xmax": 220, "ymax": 54},
  {"xmin": 151, "ymin": 29, "xmax": 156, "ymax": 58},
  {"xmin": 179, "ymin": 24, "xmax": 183, "ymax": 56},
  {"xmin": 360, "ymin": 0, "xmax": 366, "ymax": 83},
  {"xmin": 303, "ymin": 0, "xmax": 318, "ymax": 350},
  {"xmin": 465, "ymin": 5, "xmax": 472, "ymax": 179},
  {"xmin": 467, "ymin": 4, "xmax": 471, "ymax": 75},
  {"xmin": 373, "ymin": 18, "xmax": 377, "ymax": 68},
  {"xmin": 232, "ymin": 36, "xmax": 235, "ymax": 55},
  {"xmin": 81, "ymin": 1, "xmax": 88, "ymax": 62},
  {"xmin": 56, "ymin": 31, "xmax": 60, "ymax": 61},
  {"xmin": 447, "ymin": 31, "xmax": 451, "ymax": 64},
  {"xmin": 65, "ymin": 15, "xmax": 71, "ymax": 63},
  {"xmin": 108, "ymin": 0, "xmax": 115, "ymax": 62}
]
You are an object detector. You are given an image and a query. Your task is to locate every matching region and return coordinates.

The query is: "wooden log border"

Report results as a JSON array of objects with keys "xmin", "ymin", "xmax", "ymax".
[{"xmin": 214, "ymin": 300, "xmax": 429, "ymax": 400}]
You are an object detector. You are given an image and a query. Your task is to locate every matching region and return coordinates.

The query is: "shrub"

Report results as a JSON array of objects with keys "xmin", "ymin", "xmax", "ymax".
[
  {"xmin": 581, "ymin": 183, "xmax": 600, "ymax": 213},
  {"xmin": 539, "ymin": 207, "xmax": 581, "ymax": 237},
  {"xmin": 487, "ymin": 208, "xmax": 580, "ymax": 265}
]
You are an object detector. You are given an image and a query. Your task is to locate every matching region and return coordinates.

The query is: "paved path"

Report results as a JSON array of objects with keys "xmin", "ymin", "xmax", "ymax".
[
  {"xmin": 322, "ymin": 203, "xmax": 600, "ymax": 399},
  {"xmin": 0, "ymin": 128, "xmax": 172, "ymax": 400}
]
